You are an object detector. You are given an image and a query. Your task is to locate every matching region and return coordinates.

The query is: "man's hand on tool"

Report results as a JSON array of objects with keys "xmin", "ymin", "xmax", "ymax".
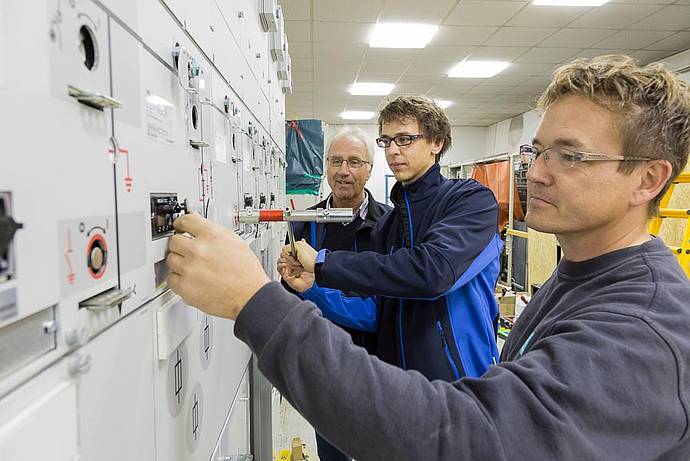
[
  {"xmin": 280, "ymin": 239, "xmax": 318, "ymax": 273},
  {"xmin": 167, "ymin": 213, "xmax": 269, "ymax": 320},
  {"xmin": 278, "ymin": 260, "xmax": 315, "ymax": 292}
]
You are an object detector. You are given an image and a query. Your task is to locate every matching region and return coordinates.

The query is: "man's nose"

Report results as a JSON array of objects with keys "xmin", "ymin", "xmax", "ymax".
[
  {"xmin": 386, "ymin": 142, "xmax": 401, "ymax": 156},
  {"xmin": 526, "ymin": 155, "xmax": 551, "ymax": 186},
  {"xmin": 336, "ymin": 161, "xmax": 351, "ymax": 175}
]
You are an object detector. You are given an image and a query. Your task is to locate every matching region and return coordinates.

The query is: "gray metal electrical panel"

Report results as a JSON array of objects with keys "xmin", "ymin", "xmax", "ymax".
[{"xmin": 0, "ymin": 1, "xmax": 290, "ymax": 460}]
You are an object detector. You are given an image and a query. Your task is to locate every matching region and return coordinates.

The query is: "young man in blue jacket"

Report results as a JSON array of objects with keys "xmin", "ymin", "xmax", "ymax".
[
  {"xmin": 283, "ymin": 126, "xmax": 389, "ymax": 461},
  {"xmin": 280, "ymin": 96, "xmax": 503, "ymax": 380}
]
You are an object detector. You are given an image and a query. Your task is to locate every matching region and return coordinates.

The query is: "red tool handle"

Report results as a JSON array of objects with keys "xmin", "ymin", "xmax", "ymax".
[{"xmin": 258, "ymin": 210, "xmax": 285, "ymax": 222}]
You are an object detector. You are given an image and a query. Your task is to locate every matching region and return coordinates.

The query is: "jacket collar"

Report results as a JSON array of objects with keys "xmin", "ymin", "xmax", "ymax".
[
  {"xmin": 361, "ymin": 188, "xmax": 387, "ymax": 230},
  {"xmin": 389, "ymin": 163, "xmax": 443, "ymax": 205}
]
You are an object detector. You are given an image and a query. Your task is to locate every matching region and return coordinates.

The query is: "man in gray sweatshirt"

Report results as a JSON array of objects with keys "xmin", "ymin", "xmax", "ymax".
[{"xmin": 167, "ymin": 55, "xmax": 690, "ymax": 460}]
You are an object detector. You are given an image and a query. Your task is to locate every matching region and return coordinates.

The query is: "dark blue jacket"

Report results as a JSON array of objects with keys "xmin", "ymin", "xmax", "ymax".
[
  {"xmin": 304, "ymin": 163, "xmax": 502, "ymax": 380},
  {"xmin": 286, "ymin": 188, "xmax": 390, "ymax": 352}
]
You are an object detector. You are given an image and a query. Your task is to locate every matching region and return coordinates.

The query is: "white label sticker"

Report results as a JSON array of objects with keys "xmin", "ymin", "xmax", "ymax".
[
  {"xmin": 215, "ymin": 133, "xmax": 227, "ymax": 163},
  {"xmin": 146, "ymin": 92, "xmax": 175, "ymax": 143}
]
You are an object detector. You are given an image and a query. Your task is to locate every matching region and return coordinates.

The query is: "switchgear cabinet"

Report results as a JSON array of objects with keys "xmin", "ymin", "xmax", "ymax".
[{"xmin": 0, "ymin": 1, "xmax": 290, "ymax": 460}]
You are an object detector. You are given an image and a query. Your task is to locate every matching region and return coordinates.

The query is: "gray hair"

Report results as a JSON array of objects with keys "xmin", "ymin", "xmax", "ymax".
[{"xmin": 325, "ymin": 125, "xmax": 375, "ymax": 167}]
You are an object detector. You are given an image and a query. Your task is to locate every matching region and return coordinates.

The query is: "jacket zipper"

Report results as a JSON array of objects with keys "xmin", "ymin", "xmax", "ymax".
[
  {"xmin": 437, "ymin": 321, "xmax": 461, "ymax": 380},
  {"xmin": 398, "ymin": 192, "xmax": 414, "ymax": 370}
]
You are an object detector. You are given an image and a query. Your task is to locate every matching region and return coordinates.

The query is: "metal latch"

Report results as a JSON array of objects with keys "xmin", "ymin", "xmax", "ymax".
[
  {"xmin": 79, "ymin": 286, "xmax": 135, "ymax": 311},
  {"xmin": 68, "ymin": 85, "xmax": 122, "ymax": 110}
]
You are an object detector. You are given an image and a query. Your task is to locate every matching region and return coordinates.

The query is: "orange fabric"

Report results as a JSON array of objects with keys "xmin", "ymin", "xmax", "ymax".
[{"xmin": 471, "ymin": 161, "xmax": 524, "ymax": 231}]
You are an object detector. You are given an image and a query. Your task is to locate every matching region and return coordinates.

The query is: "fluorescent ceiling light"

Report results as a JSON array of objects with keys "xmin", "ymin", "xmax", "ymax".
[
  {"xmin": 369, "ymin": 23, "xmax": 439, "ymax": 49},
  {"xmin": 533, "ymin": 0, "xmax": 609, "ymax": 5},
  {"xmin": 349, "ymin": 82, "xmax": 394, "ymax": 96},
  {"xmin": 434, "ymin": 99, "xmax": 452, "ymax": 109},
  {"xmin": 340, "ymin": 111, "xmax": 375, "ymax": 120},
  {"xmin": 448, "ymin": 60, "xmax": 509, "ymax": 78}
]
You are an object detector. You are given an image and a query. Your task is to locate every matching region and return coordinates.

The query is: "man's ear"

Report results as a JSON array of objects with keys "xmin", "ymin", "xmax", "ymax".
[
  {"xmin": 431, "ymin": 138, "xmax": 444, "ymax": 155},
  {"xmin": 631, "ymin": 159, "xmax": 673, "ymax": 208}
]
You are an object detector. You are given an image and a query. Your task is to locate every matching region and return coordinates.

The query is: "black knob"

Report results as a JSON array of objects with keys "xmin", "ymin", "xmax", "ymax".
[{"xmin": 0, "ymin": 216, "xmax": 23, "ymax": 257}]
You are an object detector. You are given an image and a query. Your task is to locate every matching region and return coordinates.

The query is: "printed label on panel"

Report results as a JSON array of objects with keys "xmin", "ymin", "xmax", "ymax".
[{"xmin": 146, "ymin": 92, "xmax": 176, "ymax": 144}]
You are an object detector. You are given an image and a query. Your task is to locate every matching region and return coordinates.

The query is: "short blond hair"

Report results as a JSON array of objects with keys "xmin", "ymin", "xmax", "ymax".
[{"xmin": 538, "ymin": 55, "xmax": 690, "ymax": 216}]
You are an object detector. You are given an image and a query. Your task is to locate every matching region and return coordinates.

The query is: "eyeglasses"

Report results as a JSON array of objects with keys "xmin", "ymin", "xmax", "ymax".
[
  {"xmin": 376, "ymin": 134, "xmax": 424, "ymax": 148},
  {"xmin": 326, "ymin": 157, "xmax": 371, "ymax": 169},
  {"xmin": 519, "ymin": 144, "xmax": 653, "ymax": 171}
]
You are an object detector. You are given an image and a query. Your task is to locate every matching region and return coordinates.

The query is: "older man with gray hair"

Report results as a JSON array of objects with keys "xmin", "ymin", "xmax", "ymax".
[{"xmin": 281, "ymin": 125, "xmax": 389, "ymax": 461}]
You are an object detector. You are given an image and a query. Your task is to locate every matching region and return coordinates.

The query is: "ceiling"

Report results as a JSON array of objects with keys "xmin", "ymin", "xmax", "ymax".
[{"xmin": 281, "ymin": 0, "xmax": 690, "ymax": 126}]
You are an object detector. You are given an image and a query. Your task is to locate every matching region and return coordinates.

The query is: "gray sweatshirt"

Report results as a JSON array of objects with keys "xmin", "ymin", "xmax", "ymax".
[{"xmin": 235, "ymin": 238, "xmax": 690, "ymax": 460}]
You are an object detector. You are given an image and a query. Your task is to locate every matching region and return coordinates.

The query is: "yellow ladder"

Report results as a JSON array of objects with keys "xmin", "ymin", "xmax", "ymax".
[{"xmin": 648, "ymin": 172, "xmax": 690, "ymax": 277}]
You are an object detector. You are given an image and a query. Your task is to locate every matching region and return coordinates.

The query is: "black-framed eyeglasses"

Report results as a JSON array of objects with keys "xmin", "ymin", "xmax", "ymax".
[
  {"xmin": 519, "ymin": 144, "xmax": 653, "ymax": 171},
  {"xmin": 326, "ymin": 157, "xmax": 371, "ymax": 169},
  {"xmin": 376, "ymin": 134, "xmax": 424, "ymax": 148}
]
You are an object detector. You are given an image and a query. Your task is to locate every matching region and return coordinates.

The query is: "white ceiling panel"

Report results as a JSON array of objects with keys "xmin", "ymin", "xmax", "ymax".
[
  {"xmin": 483, "ymin": 27, "xmax": 559, "ymax": 47},
  {"xmin": 631, "ymin": 5, "xmax": 690, "ymax": 30},
  {"xmin": 629, "ymin": 49, "xmax": 675, "ymax": 64},
  {"xmin": 468, "ymin": 46, "xmax": 531, "ymax": 60},
  {"xmin": 379, "ymin": 0, "xmax": 457, "ymax": 22},
  {"xmin": 569, "ymin": 48, "xmax": 632, "ymax": 59},
  {"xmin": 431, "ymin": 26, "xmax": 500, "ymax": 46},
  {"xmin": 643, "ymin": 31, "xmax": 690, "ymax": 51},
  {"xmin": 393, "ymin": 83, "xmax": 438, "ymax": 94},
  {"xmin": 397, "ymin": 72, "xmax": 448, "ymax": 84},
  {"xmin": 291, "ymin": 81, "xmax": 314, "ymax": 91},
  {"xmin": 292, "ymin": 71, "xmax": 314, "ymax": 83},
  {"xmin": 313, "ymin": 42, "xmax": 366, "ymax": 59},
  {"xmin": 404, "ymin": 59, "xmax": 457, "ymax": 75},
  {"xmin": 540, "ymin": 28, "xmax": 618, "ymax": 48},
  {"xmin": 314, "ymin": 58, "xmax": 362, "ymax": 73},
  {"xmin": 313, "ymin": 0, "xmax": 383, "ymax": 22},
  {"xmin": 285, "ymin": 21, "xmax": 311, "ymax": 42},
  {"xmin": 444, "ymin": 1, "xmax": 528, "ymax": 26},
  {"xmin": 360, "ymin": 59, "xmax": 412, "ymax": 74},
  {"xmin": 610, "ymin": 0, "xmax": 675, "ymax": 4},
  {"xmin": 313, "ymin": 21, "xmax": 372, "ymax": 44},
  {"xmin": 466, "ymin": 84, "xmax": 519, "ymax": 95},
  {"xmin": 289, "ymin": 41, "xmax": 313, "ymax": 58},
  {"xmin": 352, "ymin": 72, "xmax": 401, "ymax": 82},
  {"xmin": 314, "ymin": 68, "xmax": 359, "ymax": 84},
  {"xmin": 365, "ymin": 47, "xmax": 422, "ymax": 61},
  {"xmin": 345, "ymin": 94, "xmax": 389, "ymax": 105},
  {"xmin": 415, "ymin": 45, "xmax": 476, "ymax": 61},
  {"xmin": 568, "ymin": 4, "xmax": 665, "ymax": 29},
  {"xmin": 280, "ymin": 0, "xmax": 312, "ymax": 21},
  {"xmin": 499, "ymin": 62, "xmax": 554, "ymax": 76},
  {"xmin": 594, "ymin": 30, "xmax": 674, "ymax": 49},
  {"xmin": 514, "ymin": 47, "xmax": 581, "ymax": 63},
  {"xmin": 506, "ymin": 5, "xmax": 592, "ymax": 27},
  {"xmin": 291, "ymin": 57, "xmax": 314, "ymax": 72}
]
